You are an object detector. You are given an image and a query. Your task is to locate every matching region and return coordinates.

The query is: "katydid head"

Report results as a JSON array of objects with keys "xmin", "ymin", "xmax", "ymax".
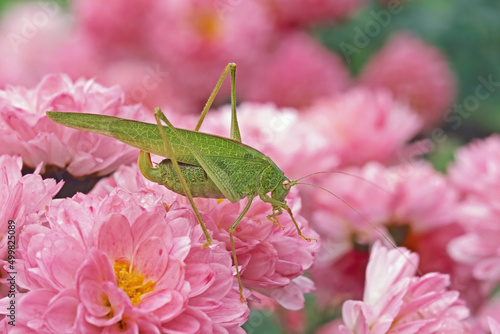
[{"xmin": 271, "ymin": 176, "xmax": 295, "ymax": 203}]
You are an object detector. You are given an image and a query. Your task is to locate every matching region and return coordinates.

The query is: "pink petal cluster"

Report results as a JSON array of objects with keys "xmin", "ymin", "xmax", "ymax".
[
  {"xmin": 239, "ymin": 32, "xmax": 350, "ymax": 109},
  {"xmin": 320, "ymin": 242, "xmax": 470, "ymax": 333},
  {"xmin": 448, "ymin": 135, "xmax": 500, "ymax": 291},
  {"xmin": 4, "ymin": 188, "xmax": 249, "ymax": 333},
  {"xmin": 359, "ymin": 32, "xmax": 456, "ymax": 128},
  {"xmin": 0, "ymin": 155, "xmax": 62, "ymax": 302},
  {"xmin": 309, "ymin": 162, "xmax": 467, "ymax": 304},
  {"xmin": 0, "ymin": 74, "xmax": 149, "ymax": 176},
  {"xmin": 92, "ymin": 162, "xmax": 320, "ymax": 311},
  {"xmin": 304, "ymin": 88, "xmax": 423, "ymax": 167}
]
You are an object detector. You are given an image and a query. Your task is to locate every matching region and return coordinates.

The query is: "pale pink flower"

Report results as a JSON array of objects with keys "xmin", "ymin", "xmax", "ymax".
[
  {"xmin": 448, "ymin": 136, "xmax": 500, "ymax": 293},
  {"xmin": 239, "ymin": 32, "xmax": 350, "ymax": 109},
  {"xmin": 5, "ymin": 189, "xmax": 248, "ymax": 333},
  {"xmin": 309, "ymin": 162, "xmax": 470, "ymax": 305},
  {"xmin": 0, "ymin": 74, "xmax": 149, "ymax": 177},
  {"xmin": 359, "ymin": 32, "xmax": 456, "ymax": 128},
  {"xmin": 92, "ymin": 162, "xmax": 320, "ymax": 310},
  {"xmin": 336, "ymin": 242, "xmax": 470, "ymax": 333},
  {"xmin": 304, "ymin": 88, "xmax": 423, "ymax": 167},
  {"xmin": 260, "ymin": 0, "xmax": 368, "ymax": 26}
]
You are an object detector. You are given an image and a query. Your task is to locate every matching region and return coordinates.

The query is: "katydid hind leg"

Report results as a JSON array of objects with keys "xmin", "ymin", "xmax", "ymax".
[
  {"xmin": 229, "ymin": 196, "xmax": 254, "ymax": 302},
  {"xmin": 153, "ymin": 108, "xmax": 213, "ymax": 247},
  {"xmin": 194, "ymin": 63, "xmax": 241, "ymax": 143}
]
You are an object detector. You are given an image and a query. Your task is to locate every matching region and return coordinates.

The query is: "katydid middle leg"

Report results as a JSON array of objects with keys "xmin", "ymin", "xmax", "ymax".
[
  {"xmin": 153, "ymin": 108, "xmax": 213, "ymax": 247},
  {"xmin": 228, "ymin": 196, "xmax": 255, "ymax": 302}
]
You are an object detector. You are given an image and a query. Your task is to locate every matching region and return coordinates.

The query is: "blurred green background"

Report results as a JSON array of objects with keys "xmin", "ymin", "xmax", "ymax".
[{"xmin": 0, "ymin": 0, "xmax": 498, "ymax": 332}]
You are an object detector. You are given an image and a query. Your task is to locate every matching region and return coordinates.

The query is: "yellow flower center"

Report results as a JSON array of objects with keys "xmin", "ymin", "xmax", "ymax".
[
  {"xmin": 114, "ymin": 260, "xmax": 155, "ymax": 306},
  {"xmin": 191, "ymin": 11, "xmax": 221, "ymax": 41}
]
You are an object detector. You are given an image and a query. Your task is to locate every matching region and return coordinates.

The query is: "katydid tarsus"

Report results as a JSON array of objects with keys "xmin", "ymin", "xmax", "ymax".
[{"xmin": 46, "ymin": 63, "xmax": 317, "ymax": 302}]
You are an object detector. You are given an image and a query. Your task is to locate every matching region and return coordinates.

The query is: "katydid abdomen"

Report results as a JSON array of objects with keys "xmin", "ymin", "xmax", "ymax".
[{"xmin": 147, "ymin": 158, "xmax": 227, "ymax": 199}]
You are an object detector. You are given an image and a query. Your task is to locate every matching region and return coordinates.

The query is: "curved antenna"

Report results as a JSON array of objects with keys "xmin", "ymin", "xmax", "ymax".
[
  {"xmin": 294, "ymin": 170, "xmax": 391, "ymax": 196},
  {"xmin": 296, "ymin": 181, "xmax": 422, "ymax": 276}
]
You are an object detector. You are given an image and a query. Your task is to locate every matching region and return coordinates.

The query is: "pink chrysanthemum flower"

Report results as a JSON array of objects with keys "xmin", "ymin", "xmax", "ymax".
[
  {"xmin": 239, "ymin": 32, "xmax": 350, "ymax": 109},
  {"xmin": 0, "ymin": 74, "xmax": 149, "ymax": 177},
  {"xmin": 304, "ymin": 88, "xmax": 423, "ymax": 167},
  {"xmin": 333, "ymin": 242, "xmax": 471, "ymax": 333},
  {"xmin": 309, "ymin": 162, "xmax": 471, "ymax": 305},
  {"xmin": 91, "ymin": 162, "xmax": 319, "ymax": 310},
  {"xmin": 448, "ymin": 136, "xmax": 500, "ymax": 292},
  {"xmin": 5, "ymin": 189, "xmax": 249, "ymax": 333},
  {"xmin": 0, "ymin": 155, "xmax": 62, "ymax": 303},
  {"xmin": 359, "ymin": 32, "xmax": 456, "ymax": 128}
]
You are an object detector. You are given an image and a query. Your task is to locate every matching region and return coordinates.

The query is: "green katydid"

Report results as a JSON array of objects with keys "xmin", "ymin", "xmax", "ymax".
[{"xmin": 46, "ymin": 63, "xmax": 316, "ymax": 302}]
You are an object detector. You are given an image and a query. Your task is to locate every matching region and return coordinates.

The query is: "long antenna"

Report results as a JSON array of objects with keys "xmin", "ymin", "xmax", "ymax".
[
  {"xmin": 296, "ymin": 181, "xmax": 422, "ymax": 276},
  {"xmin": 295, "ymin": 170, "xmax": 391, "ymax": 196}
]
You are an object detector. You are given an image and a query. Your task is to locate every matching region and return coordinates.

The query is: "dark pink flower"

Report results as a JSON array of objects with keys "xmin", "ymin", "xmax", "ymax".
[
  {"xmin": 360, "ymin": 32, "xmax": 456, "ymax": 128},
  {"xmin": 0, "ymin": 74, "xmax": 149, "ymax": 176},
  {"xmin": 309, "ymin": 162, "xmax": 469, "ymax": 305}
]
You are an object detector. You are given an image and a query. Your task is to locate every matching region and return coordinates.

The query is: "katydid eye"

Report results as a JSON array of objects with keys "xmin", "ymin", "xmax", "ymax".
[{"xmin": 283, "ymin": 180, "xmax": 290, "ymax": 189}]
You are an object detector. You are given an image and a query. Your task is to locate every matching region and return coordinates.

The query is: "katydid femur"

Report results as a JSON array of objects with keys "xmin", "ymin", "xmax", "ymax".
[{"xmin": 46, "ymin": 63, "xmax": 316, "ymax": 302}]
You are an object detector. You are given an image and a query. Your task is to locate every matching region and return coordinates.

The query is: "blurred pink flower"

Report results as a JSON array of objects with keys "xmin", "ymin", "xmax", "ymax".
[
  {"xmin": 359, "ymin": 32, "xmax": 456, "ymax": 128},
  {"xmin": 7, "ymin": 189, "xmax": 249, "ymax": 333},
  {"xmin": 335, "ymin": 242, "xmax": 470, "ymax": 333},
  {"xmin": 309, "ymin": 162, "xmax": 469, "ymax": 305},
  {"xmin": 0, "ymin": 3, "xmax": 72, "ymax": 87},
  {"xmin": 92, "ymin": 162, "xmax": 319, "ymax": 310},
  {"xmin": 304, "ymin": 88, "xmax": 423, "ymax": 167},
  {"xmin": 448, "ymin": 136, "xmax": 500, "ymax": 293},
  {"xmin": 73, "ymin": 0, "xmax": 156, "ymax": 50},
  {"xmin": 143, "ymin": 0, "xmax": 275, "ymax": 113},
  {"xmin": 261, "ymin": 0, "xmax": 368, "ymax": 26},
  {"xmin": 239, "ymin": 32, "xmax": 350, "ymax": 109},
  {"xmin": 0, "ymin": 74, "xmax": 149, "ymax": 176}
]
